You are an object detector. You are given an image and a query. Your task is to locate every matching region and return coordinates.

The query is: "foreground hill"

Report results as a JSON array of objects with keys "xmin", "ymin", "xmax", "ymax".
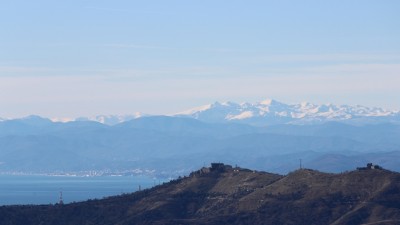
[{"xmin": 1, "ymin": 164, "xmax": 400, "ymax": 225}]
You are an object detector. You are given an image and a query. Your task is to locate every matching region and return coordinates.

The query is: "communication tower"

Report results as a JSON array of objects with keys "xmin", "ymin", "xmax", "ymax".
[{"xmin": 59, "ymin": 191, "xmax": 64, "ymax": 205}]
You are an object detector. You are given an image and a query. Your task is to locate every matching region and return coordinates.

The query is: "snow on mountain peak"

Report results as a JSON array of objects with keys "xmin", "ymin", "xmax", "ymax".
[
  {"xmin": 74, "ymin": 113, "xmax": 143, "ymax": 125},
  {"xmin": 2, "ymin": 100, "xmax": 399, "ymax": 126},
  {"xmin": 220, "ymin": 101, "xmax": 236, "ymax": 107},
  {"xmin": 226, "ymin": 111, "xmax": 254, "ymax": 120},
  {"xmin": 260, "ymin": 99, "xmax": 274, "ymax": 105},
  {"xmin": 174, "ymin": 100, "xmax": 400, "ymax": 125},
  {"xmin": 178, "ymin": 104, "xmax": 213, "ymax": 116},
  {"xmin": 51, "ymin": 117, "xmax": 74, "ymax": 123}
]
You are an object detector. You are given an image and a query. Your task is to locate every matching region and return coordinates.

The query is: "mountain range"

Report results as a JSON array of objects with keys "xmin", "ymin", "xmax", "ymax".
[
  {"xmin": 175, "ymin": 99, "xmax": 400, "ymax": 126},
  {"xmin": 1, "ymin": 164, "xmax": 399, "ymax": 225},
  {"xmin": 2, "ymin": 99, "xmax": 399, "ymax": 126},
  {"xmin": 1, "ymin": 113, "xmax": 400, "ymax": 175},
  {"xmin": 1, "ymin": 99, "xmax": 400, "ymax": 175},
  {"xmin": 77, "ymin": 99, "xmax": 400, "ymax": 125}
]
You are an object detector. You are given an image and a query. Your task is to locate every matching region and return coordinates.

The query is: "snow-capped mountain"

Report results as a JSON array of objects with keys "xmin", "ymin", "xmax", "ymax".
[
  {"xmin": 2, "ymin": 100, "xmax": 399, "ymax": 126},
  {"xmin": 175, "ymin": 99, "xmax": 400, "ymax": 126},
  {"xmin": 76, "ymin": 113, "xmax": 144, "ymax": 125}
]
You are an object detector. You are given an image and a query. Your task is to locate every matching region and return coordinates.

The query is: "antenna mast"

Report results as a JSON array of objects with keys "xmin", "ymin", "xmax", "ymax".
[{"xmin": 59, "ymin": 191, "xmax": 64, "ymax": 205}]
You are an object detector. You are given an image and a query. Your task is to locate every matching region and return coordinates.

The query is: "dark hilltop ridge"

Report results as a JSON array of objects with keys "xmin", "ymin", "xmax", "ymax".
[{"xmin": 1, "ymin": 163, "xmax": 400, "ymax": 225}]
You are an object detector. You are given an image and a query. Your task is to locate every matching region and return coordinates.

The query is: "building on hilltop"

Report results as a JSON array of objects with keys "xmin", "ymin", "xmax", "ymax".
[
  {"xmin": 210, "ymin": 163, "xmax": 233, "ymax": 172},
  {"xmin": 357, "ymin": 163, "xmax": 383, "ymax": 170},
  {"xmin": 190, "ymin": 163, "xmax": 234, "ymax": 177}
]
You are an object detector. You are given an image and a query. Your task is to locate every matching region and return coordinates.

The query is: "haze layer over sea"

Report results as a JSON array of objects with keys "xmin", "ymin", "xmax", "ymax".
[{"xmin": 0, "ymin": 175, "xmax": 159, "ymax": 205}]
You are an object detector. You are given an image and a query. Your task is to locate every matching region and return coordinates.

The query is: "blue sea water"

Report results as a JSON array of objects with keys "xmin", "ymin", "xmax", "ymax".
[{"xmin": 0, "ymin": 175, "xmax": 159, "ymax": 205}]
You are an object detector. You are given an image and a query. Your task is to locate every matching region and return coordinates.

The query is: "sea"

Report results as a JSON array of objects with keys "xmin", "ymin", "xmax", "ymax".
[{"xmin": 0, "ymin": 174, "xmax": 161, "ymax": 205}]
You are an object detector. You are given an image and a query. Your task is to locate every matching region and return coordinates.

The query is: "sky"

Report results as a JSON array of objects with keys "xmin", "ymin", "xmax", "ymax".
[{"xmin": 1, "ymin": 0, "xmax": 400, "ymax": 118}]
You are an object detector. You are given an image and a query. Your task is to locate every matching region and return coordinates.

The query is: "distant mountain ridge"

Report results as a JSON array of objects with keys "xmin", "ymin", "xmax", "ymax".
[
  {"xmin": 1, "ymin": 100, "xmax": 400, "ymax": 175},
  {"xmin": 1, "ymin": 114, "xmax": 400, "ymax": 174},
  {"xmin": 2, "ymin": 99, "xmax": 400, "ymax": 126},
  {"xmin": 75, "ymin": 113, "xmax": 144, "ymax": 126},
  {"xmin": 175, "ymin": 99, "xmax": 400, "ymax": 126}
]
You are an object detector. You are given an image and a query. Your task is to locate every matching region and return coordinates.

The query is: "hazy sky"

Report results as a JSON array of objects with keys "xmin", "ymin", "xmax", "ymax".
[{"xmin": 1, "ymin": 0, "xmax": 400, "ymax": 118}]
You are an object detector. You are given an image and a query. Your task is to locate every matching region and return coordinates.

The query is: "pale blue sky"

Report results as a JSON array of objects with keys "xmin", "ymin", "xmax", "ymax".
[{"xmin": 1, "ymin": 0, "xmax": 400, "ymax": 118}]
